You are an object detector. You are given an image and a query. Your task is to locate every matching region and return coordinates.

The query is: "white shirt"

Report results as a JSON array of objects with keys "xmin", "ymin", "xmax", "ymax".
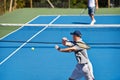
[
  {"xmin": 88, "ymin": 0, "xmax": 95, "ymax": 7},
  {"xmin": 65, "ymin": 39, "xmax": 89, "ymax": 64}
]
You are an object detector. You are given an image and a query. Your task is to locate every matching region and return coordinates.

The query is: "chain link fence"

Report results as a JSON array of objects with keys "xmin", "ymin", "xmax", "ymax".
[
  {"xmin": 98, "ymin": 0, "xmax": 120, "ymax": 7},
  {"xmin": 110, "ymin": 0, "xmax": 120, "ymax": 7},
  {"xmin": 0, "ymin": 0, "xmax": 5, "ymax": 15},
  {"xmin": 25, "ymin": 0, "xmax": 120, "ymax": 8},
  {"xmin": 25, "ymin": 0, "xmax": 69, "ymax": 8},
  {"xmin": 0, "ymin": 0, "xmax": 120, "ymax": 15},
  {"xmin": 0, "ymin": 0, "xmax": 10, "ymax": 15}
]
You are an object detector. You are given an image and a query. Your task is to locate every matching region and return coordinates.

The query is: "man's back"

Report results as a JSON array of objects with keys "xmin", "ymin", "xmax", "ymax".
[{"xmin": 88, "ymin": 0, "xmax": 95, "ymax": 7}]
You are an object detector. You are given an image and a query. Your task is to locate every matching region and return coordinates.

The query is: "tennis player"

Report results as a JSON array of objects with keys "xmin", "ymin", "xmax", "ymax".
[
  {"xmin": 88, "ymin": 0, "xmax": 99, "ymax": 25},
  {"xmin": 55, "ymin": 30, "xmax": 94, "ymax": 80}
]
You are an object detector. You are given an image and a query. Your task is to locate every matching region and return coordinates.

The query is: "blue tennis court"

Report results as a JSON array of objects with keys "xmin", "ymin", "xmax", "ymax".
[{"xmin": 0, "ymin": 15, "xmax": 120, "ymax": 80}]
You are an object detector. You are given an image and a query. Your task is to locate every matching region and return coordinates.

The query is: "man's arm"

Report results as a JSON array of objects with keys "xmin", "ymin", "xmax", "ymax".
[
  {"xmin": 55, "ymin": 45, "xmax": 76, "ymax": 52},
  {"xmin": 62, "ymin": 37, "xmax": 74, "ymax": 47},
  {"xmin": 95, "ymin": 0, "xmax": 99, "ymax": 10}
]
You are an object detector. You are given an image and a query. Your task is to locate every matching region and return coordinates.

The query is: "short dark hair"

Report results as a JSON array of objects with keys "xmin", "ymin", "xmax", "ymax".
[{"xmin": 70, "ymin": 30, "xmax": 82, "ymax": 37}]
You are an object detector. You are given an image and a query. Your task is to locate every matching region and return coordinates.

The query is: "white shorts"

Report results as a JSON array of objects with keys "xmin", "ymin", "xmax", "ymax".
[
  {"xmin": 88, "ymin": 7, "xmax": 95, "ymax": 15},
  {"xmin": 69, "ymin": 63, "xmax": 94, "ymax": 80}
]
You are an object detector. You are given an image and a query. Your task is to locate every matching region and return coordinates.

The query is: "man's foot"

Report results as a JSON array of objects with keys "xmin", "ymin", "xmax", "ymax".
[{"xmin": 90, "ymin": 19, "xmax": 96, "ymax": 25}]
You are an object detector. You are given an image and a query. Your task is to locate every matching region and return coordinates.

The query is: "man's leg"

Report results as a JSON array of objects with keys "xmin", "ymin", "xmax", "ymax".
[
  {"xmin": 88, "ymin": 61, "xmax": 95, "ymax": 79},
  {"xmin": 69, "ymin": 64, "xmax": 83, "ymax": 80},
  {"xmin": 89, "ymin": 14, "xmax": 95, "ymax": 21},
  {"xmin": 88, "ymin": 7, "xmax": 96, "ymax": 25},
  {"xmin": 82, "ymin": 64, "xmax": 94, "ymax": 80}
]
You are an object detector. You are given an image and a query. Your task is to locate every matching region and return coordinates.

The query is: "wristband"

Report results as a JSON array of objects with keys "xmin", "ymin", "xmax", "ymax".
[{"xmin": 57, "ymin": 47, "xmax": 61, "ymax": 50}]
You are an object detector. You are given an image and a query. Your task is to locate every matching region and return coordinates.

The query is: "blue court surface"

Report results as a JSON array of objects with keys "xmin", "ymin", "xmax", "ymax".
[{"xmin": 0, "ymin": 15, "xmax": 120, "ymax": 80}]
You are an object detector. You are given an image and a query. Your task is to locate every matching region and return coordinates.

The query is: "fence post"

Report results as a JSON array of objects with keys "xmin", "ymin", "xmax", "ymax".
[
  {"xmin": 9, "ymin": 0, "xmax": 13, "ymax": 12},
  {"xmin": 47, "ymin": 0, "xmax": 55, "ymax": 8},
  {"xmin": 30, "ymin": 0, "xmax": 33, "ymax": 8},
  {"xmin": 108, "ymin": 0, "xmax": 110, "ymax": 8},
  {"xmin": 68, "ymin": 0, "xmax": 70, "ymax": 8},
  {"xmin": 4, "ymin": 0, "xmax": 6, "ymax": 12}
]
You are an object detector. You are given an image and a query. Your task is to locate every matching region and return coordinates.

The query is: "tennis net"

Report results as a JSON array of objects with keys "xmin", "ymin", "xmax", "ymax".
[
  {"xmin": 0, "ymin": 23, "xmax": 120, "ymax": 48},
  {"xmin": 1, "ymin": 23, "xmax": 120, "ymax": 27}
]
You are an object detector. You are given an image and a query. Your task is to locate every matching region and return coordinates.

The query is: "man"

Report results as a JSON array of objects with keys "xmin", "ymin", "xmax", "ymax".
[
  {"xmin": 88, "ymin": 0, "xmax": 99, "ymax": 25},
  {"xmin": 55, "ymin": 30, "xmax": 94, "ymax": 80}
]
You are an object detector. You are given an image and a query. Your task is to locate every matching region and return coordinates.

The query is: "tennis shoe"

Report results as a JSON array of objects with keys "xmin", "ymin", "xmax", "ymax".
[{"xmin": 90, "ymin": 19, "xmax": 96, "ymax": 25}]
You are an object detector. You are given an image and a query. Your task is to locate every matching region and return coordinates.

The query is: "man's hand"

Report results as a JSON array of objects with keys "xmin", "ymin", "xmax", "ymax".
[
  {"xmin": 96, "ymin": 6, "xmax": 99, "ymax": 10},
  {"xmin": 55, "ymin": 45, "xmax": 61, "ymax": 51},
  {"xmin": 95, "ymin": 0, "xmax": 99, "ymax": 10},
  {"xmin": 62, "ymin": 37, "xmax": 68, "ymax": 45},
  {"xmin": 62, "ymin": 37, "xmax": 73, "ymax": 47}
]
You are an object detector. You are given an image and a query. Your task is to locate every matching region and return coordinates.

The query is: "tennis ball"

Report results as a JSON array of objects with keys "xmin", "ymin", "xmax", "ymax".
[{"xmin": 31, "ymin": 47, "xmax": 35, "ymax": 51}]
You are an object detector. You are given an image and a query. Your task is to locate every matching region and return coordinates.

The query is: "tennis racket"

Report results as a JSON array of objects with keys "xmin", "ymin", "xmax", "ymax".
[{"xmin": 76, "ymin": 42, "xmax": 90, "ymax": 49}]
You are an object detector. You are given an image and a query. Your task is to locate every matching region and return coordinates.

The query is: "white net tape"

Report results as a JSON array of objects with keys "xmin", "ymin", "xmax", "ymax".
[{"xmin": 0, "ymin": 23, "xmax": 120, "ymax": 28}]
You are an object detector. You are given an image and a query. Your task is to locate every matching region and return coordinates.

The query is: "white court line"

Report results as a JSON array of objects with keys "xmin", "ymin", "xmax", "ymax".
[
  {"xmin": 0, "ymin": 15, "xmax": 61, "ymax": 65},
  {"xmin": 0, "ymin": 15, "xmax": 40, "ymax": 40}
]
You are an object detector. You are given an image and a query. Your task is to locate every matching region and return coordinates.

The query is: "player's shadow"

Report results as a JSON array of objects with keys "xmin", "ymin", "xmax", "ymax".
[{"xmin": 72, "ymin": 22, "xmax": 89, "ymax": 24}]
